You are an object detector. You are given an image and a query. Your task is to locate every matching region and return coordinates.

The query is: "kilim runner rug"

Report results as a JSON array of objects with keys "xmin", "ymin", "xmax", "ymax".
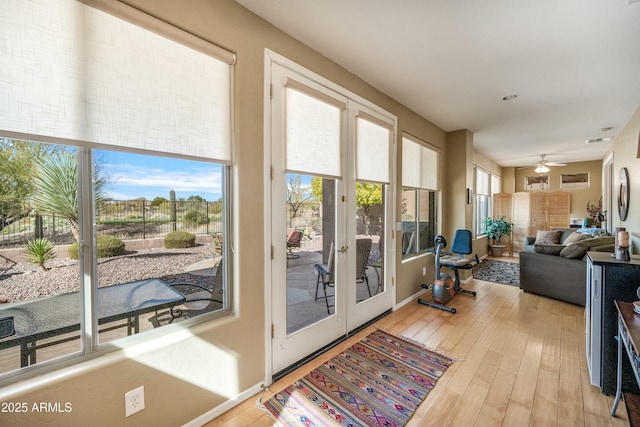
[{"xmin": 260, "ymin": 329, "xmax": 453, "ymax": 427}]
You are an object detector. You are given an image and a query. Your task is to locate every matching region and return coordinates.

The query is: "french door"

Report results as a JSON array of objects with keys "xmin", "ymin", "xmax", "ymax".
[{"xmin": 268, "ymin": 56, "xmax": 395, "ymax": 375}]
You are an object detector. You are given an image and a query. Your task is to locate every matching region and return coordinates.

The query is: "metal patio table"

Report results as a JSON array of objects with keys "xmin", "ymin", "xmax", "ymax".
[{"xmin": 0, "ymin": 278, "xmax": 186, "ymax": 367}]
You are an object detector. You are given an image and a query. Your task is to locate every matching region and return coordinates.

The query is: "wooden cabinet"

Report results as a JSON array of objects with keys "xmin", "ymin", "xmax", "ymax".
[
  {"xmin": 547, "ymin": 191, "xmax": 571, "ymax": 229},
  {"xmin": 509, "ymin": 191, "xmax": 570, "ymax": 252},
  {"xmin": 586, "ymin": 252, "xmax": 640, "ymax": 395}
]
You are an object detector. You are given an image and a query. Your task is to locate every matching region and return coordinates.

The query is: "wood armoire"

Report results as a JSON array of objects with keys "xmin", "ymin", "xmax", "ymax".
[{"xmin": 493, "ymin": 191, "xmax": 571, "ymax": 253}]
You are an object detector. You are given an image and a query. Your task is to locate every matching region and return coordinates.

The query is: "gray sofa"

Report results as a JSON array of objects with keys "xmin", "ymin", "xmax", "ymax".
[
  {"xmin": 519, "ymin": 229, "xmax": 614, "ymax": 307},
  {"xmin": 520, "ymin": 251, "xmax": 587, "ymax": 306}
]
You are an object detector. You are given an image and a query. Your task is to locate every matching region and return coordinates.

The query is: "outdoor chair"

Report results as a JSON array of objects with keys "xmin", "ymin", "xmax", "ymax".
[
  {"xmin": 148, "ymin": 259, "xmax": 224, "ymax": 327},
  {"xmin": 368, "ymin": 236, "xmax": 383, "ymax": 294},
  {"xmin": 212, "ymin": 233, "xmax": 223, "ymax": 255},
  {"xmin": 287, "ymin": 229, "xmax": 303, "ymax": 259},
  {"xmin": 314, "ymin": 238, "xmax": 372, "ymax": 314}
]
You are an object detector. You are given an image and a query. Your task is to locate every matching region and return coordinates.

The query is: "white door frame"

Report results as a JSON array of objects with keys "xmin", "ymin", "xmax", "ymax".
[{"xmin": 263, "ymin": 50, "xmax": 396, "ymax": 382}]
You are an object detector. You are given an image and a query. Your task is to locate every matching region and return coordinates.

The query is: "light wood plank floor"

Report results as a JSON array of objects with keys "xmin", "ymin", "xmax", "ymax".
[{"xmin": 208, "ymin": 257, "xmax": 630, "ymax": 427}]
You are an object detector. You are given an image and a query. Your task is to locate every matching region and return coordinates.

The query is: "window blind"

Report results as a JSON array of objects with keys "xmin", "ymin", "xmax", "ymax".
[
  {"xmin": 0, "ymin": 0, "xmax": 233, "ymax": 162},
  {"xmin": 476, "ymin": 168, "xmax": 490, "ymax": 195},
  {"xmin": 491, "ymin": 174, "xmax": 501, "ymax": 195},
  {"xmin": 355, "ymin": 111, "xmax": 392, "ymax": 184},
  {"xmin": 402, "ymin": 136, "xmax": 438, "ymax": 190},
  {"xmin": 284, "ymin": 82, "xmax": 345, "ymax": 178}
]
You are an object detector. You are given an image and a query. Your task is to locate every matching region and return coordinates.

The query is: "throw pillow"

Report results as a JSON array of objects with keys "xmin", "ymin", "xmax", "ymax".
[
  {"xmin": 534, "ymin": 244, "xmax": 565, "ymax": 255},
  {"xmin": 563, "ymin": 232, "xmax": 590, "ymax": 245},
  {"xmin": 560, "ymin": 236, "xmax": 615, "ymax": 259},
  {"xmin": 535, "ymin": 230, "xmax": 563, "ymax": 245}
]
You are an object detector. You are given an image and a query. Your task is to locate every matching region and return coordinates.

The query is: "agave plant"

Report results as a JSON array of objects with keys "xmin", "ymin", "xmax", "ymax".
[
  {"xmin": 32, "ymin": 151, "xmax": 105, "ymax": 242},
  {"xmin": 25, "ymin": 238, "xmax": 56, "ymax": 271}
]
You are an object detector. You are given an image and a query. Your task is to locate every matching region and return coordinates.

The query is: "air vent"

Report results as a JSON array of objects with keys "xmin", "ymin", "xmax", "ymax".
[{"xmin": 586, "ymin": 137, "xmax": 612, "ymax": 144}]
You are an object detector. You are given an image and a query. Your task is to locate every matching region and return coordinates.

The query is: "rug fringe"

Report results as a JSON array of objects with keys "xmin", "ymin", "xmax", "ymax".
[{"xmin": 255, "ymin": 389, "xmax": 281, "ymax": 427}]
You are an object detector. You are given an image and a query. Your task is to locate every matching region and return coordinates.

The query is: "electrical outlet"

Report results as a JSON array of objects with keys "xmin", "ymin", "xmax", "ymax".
[
  {"xmin": 423, "ymin": 267, "xmax": 427, "ymax": 276},
  {"xmin": 125, "ymin": 386, "xmax": 145, "ymax": 417}
]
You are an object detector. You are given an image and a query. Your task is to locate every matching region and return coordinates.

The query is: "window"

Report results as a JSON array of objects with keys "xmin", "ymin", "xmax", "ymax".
[
  {"xmin": 561, "ymin": 173, "xmax": 590, "ymax": 189},
  {"xmin": 525, "ymin": 175, "xmax": 549, "ymax": 190},
  {"xmin": 401, "ymin": 136, "xmax": 438, "ymax": 257},
  {"xmin": 475, "ymin": 168, "xmax": 490, "ymax": 235},
  {"xmin": 0, "ymin": 0, "xmax": 233, "ymax": 379}
]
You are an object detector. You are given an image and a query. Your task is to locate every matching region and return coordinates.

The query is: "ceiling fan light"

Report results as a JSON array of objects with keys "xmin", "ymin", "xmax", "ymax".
[{"xmin": 535, "ymin": 165, "xmax": 550, "ymax": 173}]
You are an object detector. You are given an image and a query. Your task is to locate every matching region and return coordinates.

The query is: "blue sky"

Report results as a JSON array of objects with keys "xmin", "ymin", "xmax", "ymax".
[{"xmin": 97, "ymin": 150, "xmax": 223, "ymax": 201}]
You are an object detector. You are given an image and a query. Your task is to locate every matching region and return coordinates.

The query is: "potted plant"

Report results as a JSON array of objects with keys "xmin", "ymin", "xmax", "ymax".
[{"xmin": 482, "ymin": 216, "xmax": 513, "ymax": 257}]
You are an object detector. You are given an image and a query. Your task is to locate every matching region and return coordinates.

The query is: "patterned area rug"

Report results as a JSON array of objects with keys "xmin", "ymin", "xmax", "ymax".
[
  {"xmin": 473, "ymin": 260, "xmax": 520, "ymax": 286},
  {"xmin": 260, "ymin": 329, "xmax": 453, "ymax": 427}
]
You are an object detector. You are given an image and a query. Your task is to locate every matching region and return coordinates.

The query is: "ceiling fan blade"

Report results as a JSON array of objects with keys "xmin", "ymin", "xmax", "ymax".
[{"xmin": 546, "ymin": 162, "xmax": 567, "ymax": 166}]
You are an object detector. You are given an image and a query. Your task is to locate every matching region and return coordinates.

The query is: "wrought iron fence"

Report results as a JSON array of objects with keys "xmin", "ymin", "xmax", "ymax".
[{"xmin": 0, "ymin": 200, "xmax": 223, "ymax": 249}]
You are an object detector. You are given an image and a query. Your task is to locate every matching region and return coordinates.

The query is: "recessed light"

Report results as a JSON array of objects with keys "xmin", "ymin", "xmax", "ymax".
[
  {"xmin": 502, "ymin": 94, "xmax": 519, "ymax": 101},
  {"xmin": 601, "ymin": 127, "xmax": 614, "ymax": 132}
]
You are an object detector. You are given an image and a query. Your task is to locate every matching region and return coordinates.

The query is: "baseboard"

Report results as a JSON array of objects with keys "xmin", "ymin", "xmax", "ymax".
[
  {"xmin": 182, "ymin": 382, "xmax": 265, "ymax": 427},
  {"xmin": 395, "ymin": 286, "xmax": 429, "ymax": 309}
]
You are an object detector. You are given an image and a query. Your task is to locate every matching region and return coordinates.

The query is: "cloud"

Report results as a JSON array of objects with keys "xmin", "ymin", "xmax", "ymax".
[{"xmin": 102, "ymin": 161, "xmax": 223, "ymax": 200}]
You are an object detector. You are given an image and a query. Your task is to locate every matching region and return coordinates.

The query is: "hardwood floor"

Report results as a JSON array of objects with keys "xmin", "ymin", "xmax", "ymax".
[{"xmin": 208, "ymin": 257, "xmax": 630, "ymax": 427}]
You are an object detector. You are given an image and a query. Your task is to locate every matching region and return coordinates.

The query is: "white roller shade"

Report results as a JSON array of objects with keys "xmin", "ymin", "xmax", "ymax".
[
  {"xmin": 476, "ymin": 168, "xmax": 490, "ymax": 195},
  {"xmin": 0, "ymin": 0, "xmax": 232, "ymax": 162},
  {"xmin": 402, "ymin": 136, "xmax": 439, "ymax": 190},
  {"xmin": 285, "ymin": 85, "xmax": 343, "ymax": 177},
  {"xmin": 356, "ymin": 113, "xmax": 391, "ymax": 184}
]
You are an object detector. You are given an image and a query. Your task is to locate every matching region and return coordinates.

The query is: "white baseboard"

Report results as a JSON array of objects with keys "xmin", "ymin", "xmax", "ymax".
[
  {"xmin": 395, "ymin": 287, "xmax": 429, "ymax": 309},
  {"xmin": 182, "ymin": 382, "xmax": 266, "ymax": 427}
]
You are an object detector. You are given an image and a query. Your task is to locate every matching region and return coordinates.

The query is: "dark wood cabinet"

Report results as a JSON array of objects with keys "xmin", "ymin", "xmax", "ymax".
[{"xmin": 586, "ymin": 251, "xmax": 640, "ymax": 395}]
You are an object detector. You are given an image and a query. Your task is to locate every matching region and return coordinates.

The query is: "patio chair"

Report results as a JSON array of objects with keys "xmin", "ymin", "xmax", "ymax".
[
  {"xmin": 368, "ymin": 236, "xmax": 383, "ymax": 294},
  {"xmin": 314, "ymin": 238, "xmax": 372, "ymax": 314},
  {"xmin": 148, "ymin": 259, "xmax": 224, "ymax": 327},
  {"xmin": 287, "ymin": 229, "xmax": 303, "ymax": 258},
  {"xmin": 212, "ymin": 233, "xmax": 223, "ymax": 255}
]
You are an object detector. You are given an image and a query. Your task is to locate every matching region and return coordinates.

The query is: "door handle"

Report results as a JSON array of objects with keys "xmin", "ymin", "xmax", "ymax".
[{"xmin": 338, "ymin": 245, "xmax": 348, "ymax": 253}]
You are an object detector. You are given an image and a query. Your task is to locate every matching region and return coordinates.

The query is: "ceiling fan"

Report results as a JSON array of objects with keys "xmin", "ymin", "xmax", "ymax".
[{"xmin": 521, "ymin": 154, "xmax": 567, "ymax": 173}]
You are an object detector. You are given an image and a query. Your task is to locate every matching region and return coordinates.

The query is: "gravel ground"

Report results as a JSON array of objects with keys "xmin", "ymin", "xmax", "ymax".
[{"xmin": 0, "ymin": 245, "xmax": 215, "ymax": 303}]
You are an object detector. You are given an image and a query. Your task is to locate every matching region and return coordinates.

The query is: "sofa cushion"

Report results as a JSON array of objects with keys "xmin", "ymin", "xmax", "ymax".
[
  {"xmin": 535, "ymin": 230, "xmax": 563, "ymax": 245},
  {"xmin": 560, "ymin": 236, "xmax": 615, "ymax": 259},
  {"xmin": 563, "ymin": 231, "xmax": 590, "ymax": 245},
  {"xmin": 534, "ymin": 243, "xmax": 566, "ymax": 255}
]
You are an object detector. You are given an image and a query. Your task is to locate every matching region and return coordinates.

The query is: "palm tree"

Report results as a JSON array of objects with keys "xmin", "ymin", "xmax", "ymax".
[{"xmin": 32, "ymin": 151, "xmax": 105, "ymax": 242}]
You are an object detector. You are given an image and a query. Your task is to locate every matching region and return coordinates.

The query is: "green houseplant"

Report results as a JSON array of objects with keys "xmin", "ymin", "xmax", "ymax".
[{"xmin": 482, "ymin": 216, "xmax": 513, "ymax": 257}]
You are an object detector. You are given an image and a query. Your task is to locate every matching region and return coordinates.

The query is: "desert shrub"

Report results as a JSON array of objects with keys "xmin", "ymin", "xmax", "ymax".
[
  {"xmin": 25, "ymin": 238, "xmax": 56, "ymax": 271},
  {"xmin": 68, "ymin": 235, "xmax": 126, "ymax": 259},
  {"xmin": 164, "ymin": 231, "xmax": 196, "ymax": 249},
  {"xmin": 183, "ymin": 210, "xmax": 208, "ymax": 227}
]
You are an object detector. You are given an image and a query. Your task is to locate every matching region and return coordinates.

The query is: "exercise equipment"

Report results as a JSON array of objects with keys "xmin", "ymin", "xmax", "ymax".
[{"xmin": 418, "ymin": 230, "xmax": 478, "ymax": 313}]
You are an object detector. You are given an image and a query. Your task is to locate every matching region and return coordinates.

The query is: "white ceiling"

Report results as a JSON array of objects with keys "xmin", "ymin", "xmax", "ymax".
[{"xmin": 234, "ymin": 0, "xmax": 640, "ymax": 168}]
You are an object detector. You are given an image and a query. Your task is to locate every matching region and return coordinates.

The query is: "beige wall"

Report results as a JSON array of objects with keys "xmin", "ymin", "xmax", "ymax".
[{"xmin": 605, "ymin": 106, "xmax": 640, "ymax": 253}]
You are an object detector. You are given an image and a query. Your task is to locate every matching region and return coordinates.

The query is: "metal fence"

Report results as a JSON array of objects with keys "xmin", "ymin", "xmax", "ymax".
[{"xmin": 0, "ymin": 200, "xmax": 223, "ymax": 249}]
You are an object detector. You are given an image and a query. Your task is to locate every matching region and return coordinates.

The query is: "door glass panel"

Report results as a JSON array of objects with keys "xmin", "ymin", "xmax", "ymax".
[
  {"xmin": 286, "ymin": 174, "xmax": 336, "ymax": 334},
  {"xmin": 355, "ymin": 181, "xmax": 385, "ymax": 303}
]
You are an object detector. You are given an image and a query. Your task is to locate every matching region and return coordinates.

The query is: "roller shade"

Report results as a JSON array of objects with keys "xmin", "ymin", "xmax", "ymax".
[
  {"xmin": 0, "ymin": 0, "xmax": 233, "ymax": 162},
  {"xmin": 356, "ymin": 112, "xmax": 392, "ymax": 184},
  {"xmin": 284, "ymin": 81, "xmax": 345, "ymax": 177},
  {"xmin": 402, "ymin": 136, "xmax": 438, "ymax": 190}
]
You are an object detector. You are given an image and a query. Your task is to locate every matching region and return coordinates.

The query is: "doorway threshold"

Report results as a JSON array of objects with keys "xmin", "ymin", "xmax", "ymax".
[{"xmin": 272, "ymin": 309, "xmax": 391, "ymax": 382}]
